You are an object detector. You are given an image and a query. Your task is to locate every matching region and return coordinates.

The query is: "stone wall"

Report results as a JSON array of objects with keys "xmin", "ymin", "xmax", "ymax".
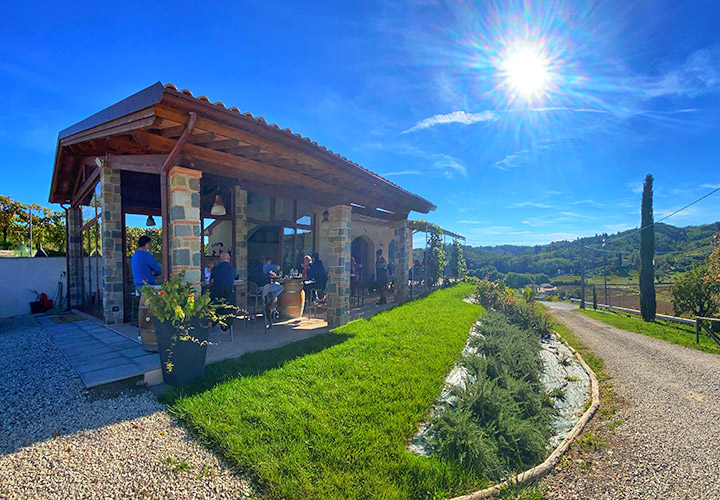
[
  {"xmin": 168, "ymin": 167, "xmax": 202, "ymax": 287},
  {"xmin": 100, "ymin": 167, "xmax": 123, "ymax": 324},
  {"xmin": 393, "ymin": 220, "xmax": 410, "ymax": 303},
  {"xmin": 234, "ymin": 186, "xmax": 248, "ymax": 307},
  {"xmin": 67, "ymin": 207, "xmax": 83, "ymax": 309},
  {"xmin": 326, "ymin": 205, "xmax": 352, "ymax": 328}
]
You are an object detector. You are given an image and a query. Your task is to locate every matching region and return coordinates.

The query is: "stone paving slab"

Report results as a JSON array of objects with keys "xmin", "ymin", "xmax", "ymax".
[{"xmin": 38, "ymin": 314, "xmax": 160, "ymax": 388}]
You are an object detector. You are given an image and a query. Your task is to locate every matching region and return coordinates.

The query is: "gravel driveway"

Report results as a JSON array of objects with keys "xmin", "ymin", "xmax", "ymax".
[
  {"xmin": 0, "ymin": 315, "xmax": 253, "ymax": 499},
  {"xmin": 542, "ymin": 306, "xmax": 720, "ymax": 500}
]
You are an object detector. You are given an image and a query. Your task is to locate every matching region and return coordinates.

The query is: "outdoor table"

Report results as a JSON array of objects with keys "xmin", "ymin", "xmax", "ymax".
[{"xmin": 277, "ymin": 277, "xmax": 306, "ymax": 318}]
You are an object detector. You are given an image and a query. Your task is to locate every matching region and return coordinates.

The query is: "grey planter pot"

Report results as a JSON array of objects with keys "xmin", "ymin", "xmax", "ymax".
[{"xmin": 155, "ymin": 318, "xmax": 210, "ymax": 387}]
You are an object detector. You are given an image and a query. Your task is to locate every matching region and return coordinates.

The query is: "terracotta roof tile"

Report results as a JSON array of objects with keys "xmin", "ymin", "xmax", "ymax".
[{"xmin": 162, "ymin": 83, "xmax": 435, "ymax": 210}]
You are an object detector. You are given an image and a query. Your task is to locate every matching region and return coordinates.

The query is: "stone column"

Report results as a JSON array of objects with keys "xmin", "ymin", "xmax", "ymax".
[
  {"xmin": 67, "ymin": 206, "xmax": 84, "ymax": 309},
  {"xmin": 168, "ymin": 167, "xmax": 202, "ymax": 287},
  {"xmin": 100, "ymin": 166, "xmax": 124, "ymax": 324},
  {"xmin": 326, "ymin": 205, "xmax": 352, "ymax": 328},
  {"xmin": 234, "ymin": 186, "xmax": 248, "ymax": 306},
  {"xmin": 393, "ymin": 220, "xmax": 411, "ymax": 304}
]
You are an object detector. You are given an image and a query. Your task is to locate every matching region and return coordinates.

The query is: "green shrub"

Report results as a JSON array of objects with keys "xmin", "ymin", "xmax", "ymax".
[{"xmin": 430, "ymin": 312, "xmax": 556, "ymax": 480}]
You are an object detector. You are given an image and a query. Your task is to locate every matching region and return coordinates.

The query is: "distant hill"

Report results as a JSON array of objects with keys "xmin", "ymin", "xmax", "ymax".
[{"xmin": 461, "ymin": 221, "xmax": 720, "ymax": 287}]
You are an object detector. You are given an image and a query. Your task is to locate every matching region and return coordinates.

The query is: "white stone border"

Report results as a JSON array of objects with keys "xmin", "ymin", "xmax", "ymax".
[{"xmin": 450, "ymin": 332, "xmax": 601, "ymax": 500}]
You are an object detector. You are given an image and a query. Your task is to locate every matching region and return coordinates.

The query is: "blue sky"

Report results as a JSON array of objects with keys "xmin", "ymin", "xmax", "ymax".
[{"xmin": 2, "ymin": 0, "xmax": 720, "ymax": 246}]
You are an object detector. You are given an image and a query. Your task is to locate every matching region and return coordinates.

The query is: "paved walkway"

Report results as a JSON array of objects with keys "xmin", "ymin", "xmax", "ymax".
[
  {"xmin": 542, "ymin": 304, "xmax": 720, "ymax": 499},
  {"xmin": 36, "ymin": 314, "xmax": 159, "ymax": 388}
]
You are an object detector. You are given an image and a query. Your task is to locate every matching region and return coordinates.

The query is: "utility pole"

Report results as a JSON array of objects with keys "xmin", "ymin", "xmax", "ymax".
[
  {"xmin": 603, "ymin": 238, "xmax": 608, "ymax": 306},
  {"xmin": 580, "ymin": 238, "xmax": 586, "ymax": 309}
]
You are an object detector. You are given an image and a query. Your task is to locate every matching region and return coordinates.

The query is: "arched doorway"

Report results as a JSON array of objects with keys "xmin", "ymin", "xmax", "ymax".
[{"xmin": 351, "ymin": 236, "xmax": 374, "ymax": 282}]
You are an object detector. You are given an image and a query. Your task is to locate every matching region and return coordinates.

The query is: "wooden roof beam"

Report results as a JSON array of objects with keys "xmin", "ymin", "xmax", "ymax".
[{"xmin": 154, "ymin": 103, "xmax": 413, "ymax": 205}]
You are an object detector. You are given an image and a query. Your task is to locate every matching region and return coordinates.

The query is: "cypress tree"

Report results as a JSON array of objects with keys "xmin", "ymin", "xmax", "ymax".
[
  {"xmin": 592, "ymin": 285, "xmax": 598, "ymax": 310},
  {"xmin": 639, "ymin": 174, "xmax": 657, "ymax": 321}
]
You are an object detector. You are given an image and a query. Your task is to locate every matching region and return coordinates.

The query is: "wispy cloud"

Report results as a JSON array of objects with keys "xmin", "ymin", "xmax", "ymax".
[
  {"xmin": 627, "ymin": 181, "xmax": 644, "ymax": 194},
  {"xmin": 701, "ymin": 183, "xmax": 720, "ymax": 189},
  {"xmin": 571, "ymin": 199, "xmax": 605, "ymax": 207},
  {"xmin": 643, "ymin": 46, "xmax": 720, "ymax": 98},
  {"xmin": 382, "ymin": 170, "xmax": 421, "ymax": 176},
  {"xmin": 432, "ymin": 154, "xmax": 467, "ymax": 178},
  {"xmin": 509, "ymin": 201, "xmax": 552, "ymax": 209},
  {"xmin": 402, "ymin": 110, "xmax": 498, "ymax": 134},
  {"xmin": 457, "ymin": 220, "xmax": 490, "ymax": 224}
]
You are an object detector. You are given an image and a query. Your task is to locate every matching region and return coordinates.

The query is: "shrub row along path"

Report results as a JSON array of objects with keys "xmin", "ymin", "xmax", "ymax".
[
  {"xmin": 542, "ymin": 302, "xmax": 720, "ymax": 499},
  {"xmin": 0, "ymin": 315, "xmax": 251, "ymax": 499}
]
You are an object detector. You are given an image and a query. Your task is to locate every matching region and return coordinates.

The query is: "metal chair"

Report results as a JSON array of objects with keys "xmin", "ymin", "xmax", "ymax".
[
  {"xmin": 247, "ymin": 281, "xmax": 264, "ymax": 319},
  {"xmin": 305, "ymin": 287, "xmax": 324, "ymax": 318}
]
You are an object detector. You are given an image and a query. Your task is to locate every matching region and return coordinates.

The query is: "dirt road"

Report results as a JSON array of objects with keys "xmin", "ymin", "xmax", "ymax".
[{"xmin": 542, "ymin": 304, "xmax": 720, "ymax": 500}]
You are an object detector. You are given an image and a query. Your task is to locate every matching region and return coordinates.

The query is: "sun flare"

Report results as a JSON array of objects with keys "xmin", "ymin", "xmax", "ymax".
[{"xmin": 501, "ymin": 44, "xmax": 551, "ymax": 102}]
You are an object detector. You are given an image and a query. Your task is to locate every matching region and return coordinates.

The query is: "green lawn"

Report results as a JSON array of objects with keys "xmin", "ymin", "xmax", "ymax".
[
  {"xmin": 164, "ymin": 283, "xmax": 486, "ymax": 500},
  {"xmin": 578, "ymin": 309, "xmax": 720, "ymax": 355}
]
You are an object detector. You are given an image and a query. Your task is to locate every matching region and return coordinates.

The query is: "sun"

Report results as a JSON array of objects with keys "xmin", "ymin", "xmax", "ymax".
[{"xmin": 500, "ymin": 43, "xmax": 552, "ymax": 102}]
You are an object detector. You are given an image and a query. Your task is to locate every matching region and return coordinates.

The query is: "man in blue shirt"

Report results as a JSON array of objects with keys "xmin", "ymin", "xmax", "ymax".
[
  {"xmin": 210, "ymin": 251, "xmax": 236, "ymax": 331},
  {"xmin": 261, "ymin": 257, "xmax": 284, "ymax": 303},
  {"xmin": 131, "ymin": 235, "xmax": 161, "ymax": 290}
]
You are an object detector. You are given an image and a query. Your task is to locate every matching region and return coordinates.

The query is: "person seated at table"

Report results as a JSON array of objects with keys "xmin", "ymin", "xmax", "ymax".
[
  {"xmin": 306, "ymin": 252, "xmax": 328, "ymax": 301},
  {"xmin": 210, "ymin": 251, "xmax": 236, "ymax": 330},
  {"xmin": 301, "ymin": 254, "xmax": 312, "ymax": 278},
  {"xmin": 261, "ymin": 257, "xmax": 284, "ymax": 306},
  {"xmin": 131, "ymin": 235, "xmax": 161, "ymax": 291},
  {"xmin": 204, "ymin": 259, "xmax": 215, "ymax": 284}
]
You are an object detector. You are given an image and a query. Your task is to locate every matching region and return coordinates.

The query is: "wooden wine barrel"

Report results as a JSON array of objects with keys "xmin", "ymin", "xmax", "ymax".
[
  {"xmin": 277, "ymin": 278, "xmax": 305, "ymax": 318},
  {"xmin": 138, "ymin": 294, "xmax": 158, "ymax": 352}
]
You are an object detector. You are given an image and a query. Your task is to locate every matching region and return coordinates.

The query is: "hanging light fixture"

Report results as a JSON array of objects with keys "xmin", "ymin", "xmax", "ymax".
[
  {"xmin": 146, "ymin": 215, "xmax": 156, "ymax": 227},
  {"xmin": 210, "ymin": 178, "xmax": 226, "ymax": 216},
  {"xmin": 322, "ymin": 210, "xmax": 329, "ymax": 223}
]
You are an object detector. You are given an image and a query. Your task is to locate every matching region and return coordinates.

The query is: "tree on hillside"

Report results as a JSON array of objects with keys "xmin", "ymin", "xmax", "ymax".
[
  {"xmin": 672, "ymin": 265, "xmax": 719, "ymax": 318},
  {"xmin": 448, "ymin": 240, "xmax": 467, "ymax": 281},
  {"xmin": 705, "ymin": 232, "xmax": 720, "ymax": 309},
  {"xmin": 0, "ymin": 195, "xmax": 26, "ymax": 248},
  {"xmin": 427, "ymin": 224, "xmax": 447, "ymax": 289},
  {"xmin": 639, "ymin": 174, "xmax": 656, "ymax": 321}
]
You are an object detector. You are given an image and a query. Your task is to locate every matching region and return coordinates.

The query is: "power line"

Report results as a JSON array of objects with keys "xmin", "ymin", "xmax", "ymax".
[{"xmin": 593, "ymin": 184, "xmax": 720, "ymax": 248}]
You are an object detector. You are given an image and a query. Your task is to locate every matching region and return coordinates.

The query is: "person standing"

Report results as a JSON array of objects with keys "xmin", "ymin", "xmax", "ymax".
[
  {"xmin": 131, "ymin": 235, "xmax": 161, "ymax": 291},
  {"xmin": 210, "ymin": 251, "xmax": 236, "ymax": 330},
  {"xmin": 375, "ymin": 248, "xmax": 387, "ymax": 305}
]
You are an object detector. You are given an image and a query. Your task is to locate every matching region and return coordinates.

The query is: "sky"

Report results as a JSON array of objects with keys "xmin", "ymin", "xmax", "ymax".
[{"xmin": 2, "ymin": 0, "xmax": 720, "ymax": 246}]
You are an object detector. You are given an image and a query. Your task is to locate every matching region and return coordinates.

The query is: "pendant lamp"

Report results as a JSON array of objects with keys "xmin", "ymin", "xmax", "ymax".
[
  {"xmin": 146, "ymin": 215, "xmax": 156, "ymax": 227},
  {"xmin": 210, "ymin": 179, "xmax": 226, "ymax": 216}
]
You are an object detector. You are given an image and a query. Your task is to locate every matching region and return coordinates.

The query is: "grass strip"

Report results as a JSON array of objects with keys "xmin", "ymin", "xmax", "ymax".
[
  {"xmin": 578, "ymin": 309, "xmax": 720, "ymax": 355},
  {"xmin": 165, "ymin": 283, "xmax": 486, "ymax": 500}
]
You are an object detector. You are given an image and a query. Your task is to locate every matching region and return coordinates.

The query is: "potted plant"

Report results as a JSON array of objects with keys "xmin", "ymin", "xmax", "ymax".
[{"xmin": 142, "ymin": 271, "xmax": 229, "ymax": 386}]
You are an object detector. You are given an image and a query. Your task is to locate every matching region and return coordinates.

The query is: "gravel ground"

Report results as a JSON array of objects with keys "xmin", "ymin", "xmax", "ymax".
[
  {"xmin": 0, "ymin": 315, "xmax": 254, "ymax": 499},
  {"xmin": 542, "ymin": 306, "xmax": 720, "ymax": 500}
]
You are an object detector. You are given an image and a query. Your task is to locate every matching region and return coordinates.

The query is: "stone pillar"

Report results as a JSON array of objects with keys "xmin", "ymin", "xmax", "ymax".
[
  {"xmin": 67, "ymin": 207, "xmax": 84, "ymax": 309},
  {"xmin": 234, "ymin": 186, "xmax": 248, "ymax": 306},
  {"xmin": 100, "ymin": 166, "xmax": 124, "ymax": 324},
  {"xmin": 168, "ymin": 167, "xmax": 202, "ymax": 287},
  {"xmin": 326, "ymin": 205, "xmax": 352, "ymax": 328},
  {"xmin": 393, "ymin": 220, "xmax": 411, "ymax": 304}
]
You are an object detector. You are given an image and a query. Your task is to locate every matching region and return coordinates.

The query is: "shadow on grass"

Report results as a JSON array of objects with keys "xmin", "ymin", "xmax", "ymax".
[{"xmin": 160, "ymin": 331, "xmax": 353, "ymax": 403}]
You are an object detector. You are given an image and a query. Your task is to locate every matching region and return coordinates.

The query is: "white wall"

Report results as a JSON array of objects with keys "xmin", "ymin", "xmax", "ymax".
[{"xmin": 0, "ymin": 257, "xmax": 67, "ymax": 319}]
